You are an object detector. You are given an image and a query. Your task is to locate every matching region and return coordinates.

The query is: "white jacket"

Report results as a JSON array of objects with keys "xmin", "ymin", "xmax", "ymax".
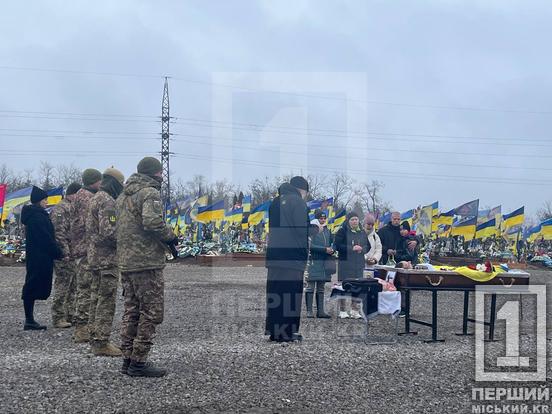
[{"xmin": 365, "ymin": 230, "xmax": 382, "ymax": 263}]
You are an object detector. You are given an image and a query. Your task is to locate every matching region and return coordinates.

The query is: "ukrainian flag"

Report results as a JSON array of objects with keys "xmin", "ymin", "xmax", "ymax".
[
  {"xmin": 475, "ymin": 218, "xmax": 498, "ymax": 240},
  {"xmin": 502, "ymin": 207, "xmax": 524, "ymax": 230},
  {"xmin": 248, "ymin": 201, "xmax": 271, "ymax": 225},
  {"xmin": 225, "ymin": 207, "xmax": 243, "ymax": 224},
  {"xmin": 329, "ymin": 209, "xmax": 346, "ymax": 232},
  {"xmin": 432, "ymin": 210, "xmax": 454, "ymax": 232},
  {"xmin": 377, "ymin": 212, "xmax": 391, "ymax": 229},
  {"xmin": 451, "ymin": 216, "xmax": 477, "ymax": 241},
  {"xmin": 540, "ymin": 218, "xmax": 552, "ymax": 240},
  {"xmin": 46, "ymin": 187, "xmax": 64, "ymax": 206},
  {"xmin": 241, "ymin": 195, "xmax": 252, "ymax": 229},
  {"xmin": 1, "ymin": 186, "xmax": 32, "ymax": 224},
  {"xmin": 189, "ymin": 195, "xmax": 209, "ymax": 221},
  {"xmin": 525, "ymin": 224, "xmax": 542, "ymax": 243},
  {"xmin": 428, "ymin": 201, "xmax": 438, "ymax": 217},
  {"xmin": 195, "ymin": 200, "xmax": 225, "ymax": 223}
]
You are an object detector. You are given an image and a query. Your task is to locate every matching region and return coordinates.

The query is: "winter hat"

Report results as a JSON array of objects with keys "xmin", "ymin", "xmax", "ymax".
[
  {"xmin": 290, "ymin": 176, "xmax": 309, "ymax": 192},
  {"xmin": 82, "ymin": 168, "xmax": 102, "ymax": 186},
  {"xmin": 30, "ymin": 186, "xmax": 48, "ymax": 204},
  {"xmin": 314, "ymin": 209, "xmax": 326, "ymax": 219},
  {"xmin": 103, "ymin": 167, "xmax": 125, "ymax": 185},
  {"xmin": 137, "ymin": 157, "xmax": 163, "ymax": 176},
  {"xmin": 400, "ymin": 220, "xmax": 411, "ymax": 232},
  {"xmin": 66, "ymin": 182, "xmax": 82, "ymax": 196},
  {"xmin": 346, "ymin": 211, "xmax": 359, "ymax": 221}
]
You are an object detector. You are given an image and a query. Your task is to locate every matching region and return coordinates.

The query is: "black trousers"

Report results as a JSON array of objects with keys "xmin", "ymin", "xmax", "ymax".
[{"xmin": 265, "ymin": 268, "xmax": 304, "ymax": 340}]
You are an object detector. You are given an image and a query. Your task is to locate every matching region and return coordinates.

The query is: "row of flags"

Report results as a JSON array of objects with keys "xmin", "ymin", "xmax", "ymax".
[{"xmin": 0, "ymin": 184, "xmax": 547, "ymax": 244}]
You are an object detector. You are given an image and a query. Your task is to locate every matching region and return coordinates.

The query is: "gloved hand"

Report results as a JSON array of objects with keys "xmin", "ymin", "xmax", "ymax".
[{"xmin": 166, "ymin": 237, "xmax": 179, "ymax": 259}]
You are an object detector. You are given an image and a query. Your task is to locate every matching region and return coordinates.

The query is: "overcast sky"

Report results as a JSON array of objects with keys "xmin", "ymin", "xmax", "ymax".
[{"xmin": 1, "ymin": 0, "xmax": 551, "ymax": 218}]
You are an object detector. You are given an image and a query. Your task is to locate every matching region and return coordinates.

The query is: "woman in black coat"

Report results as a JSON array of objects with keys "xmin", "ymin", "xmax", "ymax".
[
  {"xmin": 334, "ymin": 211, "xmax": 369, "ymax": 319},
  {"xmin": 21, "ymin": 186, "xmax": 63, "ymax": 330}
]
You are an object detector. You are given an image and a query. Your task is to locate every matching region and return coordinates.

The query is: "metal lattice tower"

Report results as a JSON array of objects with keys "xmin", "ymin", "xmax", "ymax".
[{"xmin": 160, "ymin": 77, "xmax": 171, "ymax": 205}]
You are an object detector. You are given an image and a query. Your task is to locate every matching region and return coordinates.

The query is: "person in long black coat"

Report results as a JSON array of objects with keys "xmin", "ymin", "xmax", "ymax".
[
  {"xmin": 377, "ymin": 211, "xmax": 402, "ymax": 265},
  {"xmin": 265, "ymin": 176, "xmax": 320, "ymax": 342},
  {"xmin": 21, "ymin": 186, "xmax": 63, "ymax": 330},
  {"xmin": 334, "ymin": 211, "xmax": 369, "ymax": 318}
]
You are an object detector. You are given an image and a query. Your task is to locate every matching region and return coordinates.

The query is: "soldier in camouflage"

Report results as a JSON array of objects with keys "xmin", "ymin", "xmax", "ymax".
[
  {"xmin": 86, "ymin": 167, "xmax": 125, "ymax": 357},
  {"xmin": 71, "ymin": 168, "xmax": 102, "ymax": 343},
  {"xmin": 116, "ymin": 157, "xmax": 177, "ymax": 377},
  {"xmin": 51, "ymin": 182, "xmax": 81, "ymax": 328}
]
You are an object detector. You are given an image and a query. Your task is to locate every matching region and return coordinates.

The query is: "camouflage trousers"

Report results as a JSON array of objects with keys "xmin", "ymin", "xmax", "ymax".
[
  {"xmin": 89, "ymin": 268, "xmax": 118, "ymax": 346},
  {"xmin": 120, "ymin": 269, "xmax": 164, "ymax": 363},
  {"xmin": 74, "ymin": 257, "xmax": 93, "ymax": 327},
  {"xmin": 52, "ymin": 260, "xmax": 77, "ymax": 324}
]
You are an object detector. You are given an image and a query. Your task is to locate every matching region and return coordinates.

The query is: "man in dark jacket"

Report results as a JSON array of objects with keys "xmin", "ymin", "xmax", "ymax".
[
  {"xmin": 265, "ymin": 176, "xmax": 320, "ymax": 342},
  {"xmin": 378, "ymin": 211, "xmax": 402, "ymax": 265},
  {"xmin": 21, "ymin": 186, "xmax": 63, "ymax": 330}
]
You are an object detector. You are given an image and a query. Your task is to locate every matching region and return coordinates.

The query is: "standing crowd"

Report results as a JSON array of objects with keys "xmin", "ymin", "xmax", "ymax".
[
  {"xmin": 265, "ymin": 180, "xmax": 419, "ymax": 343},
  {"xmin": 20, "ymin": 157, "xmax": 177, "ymax": 377}
]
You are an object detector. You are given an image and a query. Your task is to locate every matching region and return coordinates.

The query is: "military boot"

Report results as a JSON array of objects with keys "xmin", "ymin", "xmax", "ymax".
[
  {"xmin": 73, "ymin": 325, "xmax": 90, "ymax": 343},
  {"xmin": 53, "ymin": 320, "xmax": 72, "ymax": 329},
  {"xmin": 121, "ymin": 358, "xmax": 131, "ymax": 374},
  {"xmin": 91, "ymin": 342, "xmax": 122, "ymax": 357},
  {"xmin": 127, "ymin": 361, "xmax": 167, "ymax": 378},
  {"xmin": 316, "ymin": 292, "xmax": 331, "ymax": 319}
]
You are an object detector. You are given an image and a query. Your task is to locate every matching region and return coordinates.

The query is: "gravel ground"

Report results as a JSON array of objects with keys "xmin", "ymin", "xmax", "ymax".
[{"xmin": 0, "ymin": 264, "xmax": 551, "ymax": 413}]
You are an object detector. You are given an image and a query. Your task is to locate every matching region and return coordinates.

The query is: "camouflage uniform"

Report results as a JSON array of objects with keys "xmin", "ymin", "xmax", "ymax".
[
  {"xmin": 71, "ymin": 187, "xmax": 96, "ymax": 327},
  {"xmin": 116, "ymin": 173, "xmax": 174, "ymax": 362},
  {"xmin": 86, "ymin": 190, "xmax": 119, "ymax": 347},
  {"xmin": 50, "ymin": 198, "xmax": 77, "ymax": 324}
]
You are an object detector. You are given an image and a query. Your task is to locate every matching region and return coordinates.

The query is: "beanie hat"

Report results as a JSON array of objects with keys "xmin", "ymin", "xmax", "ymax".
[
  {"xmin": 82, "ymin": 168, "xmax": 102, "ymax": 186},
  {"xmin": 401, "ymin": 220, "xmax": 411, "ymax": 232},
  {"xmin": 314, "ymin": 209, "xmax": 326, "ymax": 219},
  {"xmin": 103, "ymin": 167, "xmax": 125, "ymax": 185},
  {"xmin": 30, "ymin": 186, "xmax": 48, "ymax": 204},
  {"xmin": 137, "ymin": 157, "xmax": 163, "ymax": 175},
  {"xmin": 290, "ymin": 176, "xmax": 309, "ymax": 192},
  {"xmin": 66, "ymin": 182, "xmax": 82, "ymax": 196},
  {"xmin": 346, "ymin": 211, "xmax": 359, "ymax": 221}
]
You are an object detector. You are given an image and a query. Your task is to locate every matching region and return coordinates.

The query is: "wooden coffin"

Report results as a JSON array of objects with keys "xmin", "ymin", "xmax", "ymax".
[{"xmin": 374, "ymin": 265, "xmax": 530, "ymax": 290}]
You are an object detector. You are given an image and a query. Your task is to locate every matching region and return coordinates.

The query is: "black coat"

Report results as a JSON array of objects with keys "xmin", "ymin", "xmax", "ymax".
[
  {"xmin": 378, "ymin": 223, "xmax": 402, "ymax": 264},
  {"xmin": 21, "ymin": 204, "xmax": 63, "ymax": 300},
  {"xmin": 334, "ymin": 223, "xmax": 369, "ymax": 279},
  {"xmin": 265, "ymin": 183, "xmax": 318, "ymax": 272},
  {"xmin": 395, "ymin": 234, "xmax": 420, "ymax": 265}
]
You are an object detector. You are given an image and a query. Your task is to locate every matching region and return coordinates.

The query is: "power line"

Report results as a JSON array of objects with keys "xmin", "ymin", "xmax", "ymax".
[
  {"xmin": 0, "ymin": 114, "xmax": 163, "ymax": 123},
  {"xmin": 169, "ymin": 135, "xmax": 552, "ymax": 172},
  {"xmin": 0, "ymin": 127, "xmax": 161, "ymax": 135},
  {"xmin": 1, "ymin": 65, "xmax": 551, "ymax": 115},
  {"xmin": 171, "ymin": 153, "xmax": 551, "ymax": 186},
  {"xmin": 170, "ymin": 133, "xmax": 551, "ymax": 159},
  {"xmin": 174, "ymin": 117, "xmax": 552, "ymax": 145},
  {"xmin": 0, "ymin": 109, "xmax": 159, "ymax": 119}
]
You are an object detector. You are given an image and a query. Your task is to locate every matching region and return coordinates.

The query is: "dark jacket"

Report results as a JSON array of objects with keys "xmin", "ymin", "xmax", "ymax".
[
  {"xmin": 21, "ymin": 204, "xmax": 63, "ymax": 300},
  {"xmin": 378, "ymin": 223, "xmax": 402, "ymax": 264},
  {"xmin": 395, "ymin": 234, "xmax": 420, "ymax": 265},
  {"xmin": 307, "ymin": 226, "xmax": 333, "ymax": 282},
  {"xmin": 334, "ymin": 222, "xmax": 369, "ymax": 279},
  {"xmin": 265, "ymin": 183, "xmax": 317, "ymax": 272}
]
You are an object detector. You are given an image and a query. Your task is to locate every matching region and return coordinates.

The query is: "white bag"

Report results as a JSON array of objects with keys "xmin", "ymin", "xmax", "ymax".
[{"xmin": 378, "ymin": 291, "xmax": 401, "ymax": 315}]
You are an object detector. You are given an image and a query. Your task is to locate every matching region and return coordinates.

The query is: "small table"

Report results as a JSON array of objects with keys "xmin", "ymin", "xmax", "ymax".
[{"xmin": 373, "ymin": 265, "xmax": 530, "ymax": 343}]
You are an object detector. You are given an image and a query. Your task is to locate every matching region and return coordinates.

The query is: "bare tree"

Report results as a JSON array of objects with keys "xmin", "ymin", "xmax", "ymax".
[
  {"xmin": 211, "ymin": 179, "xmax": 236, "ymax": 205},
  {"xmin": 55, "ymin": 163, "xmax": 82, "ymax": 188},
  {"xmin": 37, "ymin": 161, "xmax": 56, "ymax": 190},
  {"xmin": 305, "ymin": 173, "xmax": 327, "ymax": 201},
  {"xmin": 326, "ymin": 172, "xmax": 355, "ymax": 210},
  {"xmin": 357, "ymin": 180, "xmax": 393, "ymax": 215},
  {"xmin": 249, "ymin": 176, "xmax": 279, "ymax": 205},
  {"xmin": 537, "ymin": 200, "xmax": 552, "ymax": 222},
  {"xmin": 23, "ymin": 169, "xmax": 34, "ymax": 187}
]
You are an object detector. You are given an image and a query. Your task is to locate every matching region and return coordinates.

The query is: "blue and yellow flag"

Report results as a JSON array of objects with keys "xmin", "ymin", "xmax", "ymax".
[
  {"xmin": 1, "ymin": 186, "xmax": 32, "ymax": 224},
  {"xmin": 451, "ymin": 216, "xmax": 477, "ymax": 241},
  {"xmin": 46, "ymin": 187, "xmax": 63, "ymax": 206},
  {"xmin": 328, "ymin": 209, "xmax": 346, "ymax": 232},
  {"xmin": 539, "ymin": 218, "xmax": 552, "ymax": 240},
  {"xmin": 241, "ymin": 195, "xmax": 252, "ymax": 229},
  {"xmin": 248, "ymin": 201, "xmax": 271, "ymax": 225},
  {"xmin": 429, "ymin": 201, "xmax": 439, "ymax": 217},
  {"xmin": 475, "ymin": 218, "xmax": 498, "ymax": 240},
  {"xmin": 502, "ymin": 207, "xmax": 524, "ymax": 230},
  {"xmin": 196, "ymin": 200, "xmax": 225, "ymax": 223},
  {"xmin": 225, "ymin": 207, "xmax": 243, "ymax": 224}
]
